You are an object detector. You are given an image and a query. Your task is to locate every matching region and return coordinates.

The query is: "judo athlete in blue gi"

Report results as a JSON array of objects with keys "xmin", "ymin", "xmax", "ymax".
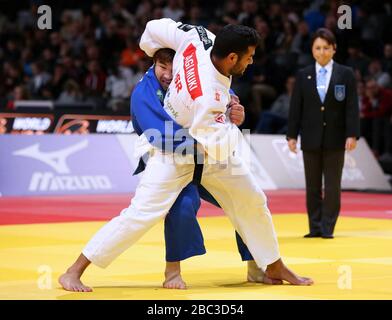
[{"xmin": 131, "ymin": 48, "xmax": 281, "ymax": 289}]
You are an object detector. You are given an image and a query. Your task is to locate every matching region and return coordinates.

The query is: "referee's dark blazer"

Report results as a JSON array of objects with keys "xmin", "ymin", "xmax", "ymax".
[{"xmin": 287, "ymin": 62, "xmax": 360, "ymax": 150}]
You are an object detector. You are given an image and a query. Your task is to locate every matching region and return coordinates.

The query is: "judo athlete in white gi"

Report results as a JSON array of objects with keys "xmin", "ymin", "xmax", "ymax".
[
  {"xmin": 59, "ymin": 19, "xmax": 313, "ymax": 292},
  {"xmin": 130, "ymin": 48, "xmax": 280, "ymax": 289}
]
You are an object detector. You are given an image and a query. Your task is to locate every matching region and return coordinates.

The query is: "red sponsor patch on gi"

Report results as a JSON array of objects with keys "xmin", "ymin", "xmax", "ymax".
[
  {"xmin": 215, "ymin": 113, "xmax": 226, "ymax": 124},
  {"xmin": 183, "ymin": 44, "xmax": 202, "ymax": 100},
  {"xmin": 174, "ymin": 73, "xmax": 182, "ymax": 93}
]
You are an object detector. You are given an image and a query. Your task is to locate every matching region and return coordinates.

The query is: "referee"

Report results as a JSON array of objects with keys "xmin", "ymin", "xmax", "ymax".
[{"xmin": 286, "ymin": 28, "xmax": 360, "ymax": 239}]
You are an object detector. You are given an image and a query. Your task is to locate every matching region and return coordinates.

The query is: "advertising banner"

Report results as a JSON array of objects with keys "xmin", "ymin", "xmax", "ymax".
[
  {"xmin": 0, "ymin": 134, "xmax": 390, "ymax": 197},
  {"xmin": 0, "ymin": 134, "xmax": 139, "ymax": 196},
  {"xmin": 250, "ymin": 134, "xmax": 391, "ymax": 191},
  {"xmin": 0, "ymin": 113, "xmax": 54, "ymax": 134},
  {"xmin": 54, "ymin": 114, "xmax": 134, "ymax": 134}
]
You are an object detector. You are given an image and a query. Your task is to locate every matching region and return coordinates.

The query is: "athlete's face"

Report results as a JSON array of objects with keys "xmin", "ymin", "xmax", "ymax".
[
  {"xmin": 312, "ymin": 37, "xmax": 335, "ymax": 67},
  {"xmin": 230, "ymin": 46, "xmax": 256, "ymax": 76},
  {"xmin": 155, "ymin": 60, "xmax": 173, "ymax": 90}
]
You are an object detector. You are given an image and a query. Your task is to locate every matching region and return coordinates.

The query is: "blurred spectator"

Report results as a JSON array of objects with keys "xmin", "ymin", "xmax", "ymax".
[
  {"xmin": 4, "ymin": 39, "xmax": 21, "ymax": 61},
  {"xmin": 275, "ymin": 20, "xmax": 297, "ymax": 54},
  {"xmin": 5, "ymin": 85, "xmax": 30, "ymax": 111},
  {"xmin": 357, "ymin": 3, "xmax": 385, "ymax": 57},
  {"xmin": 220, "ymin": 0, "xmax": 239, "ymax": 25},
  {"xmin": 135, "ymin": 0, "xmax": 153, "ymax": 22},
  {"xmin": 16, "ymin": 5, "xmax": 36, "ymax": 30},
  {"xmin": 291, "ymin": 20, "xmax": 313, "ymax": 68},
  {"xmin": 98, "ymin": 19, "xmax": 125, "ymax": 61},
  {"xmin": 249, "ymin": 53, "xmax": 277, "ymax": 122},
  {"xmin": 51, "ymin": 63, "xmax": 69, "ymax": 98},
  {"xmin": 367, "ymin": 59, "xmax": 391, "ymax": 89},
  {"xmin": 42, "ymin": 48, "xmax": 56, "ymax": 74},
  {"xmin": 267, "ymin": 3, "xmax": 284, "ymax": 32},
  {"xmin": 238, "ymin": 0, "xmax": 258, "ymax": 28},
  {"xmin": 57, "ymin": 55, "xmax": 83, "ymax": 83},
  {"xmin": 84, "ymin": 60, "xmax": 106, "ymax": 109},
  {"xmin": 131, "ymin": 56, "xmax": 152, "ymax": 89},
  {"xmin": 345, "ymin": 41, "xmax": 370, "ymax": 78},
  {"xmin": 57, "ymin": 80, "xmax": 83, "ymax": 104},
  {"xmin": 254, "ymin": 16, "xmax": 279, "ymax": 54},
  {"xmin": 357, "ymin": 80, "xmax": 366, "ymax": 114},
  {"xmin": 0, "ymin": 0, "xmax": 390, "ymax": 136},
  {"xmin": 324, "ymin": 12, "xmax": 337, "ymax": 31},
  {"xmin": 360, "ymin": 79, "xmax": 392, "ymax": 157},
  {"xmin": 49, "ymin": 32, "xmax": 62, "ymax": 56},
  {"xmin": 105, "ymin": 63, "xmax": 135, "ymax": 112},
  {"xmin": 3, "ymin": 61, "xmax": 23, "ymax": 94},
  {"xmin": 255, "ymin": 75, "xmax": 295, "ymax": 134},
  {"xmin": 32, "ymin": 30, "xmax": 48, "ymax": 57},
  {"xmin": 40, "ymin": 85, "xmax": 55, "ymax": 100},
  {"xmin": 85, "ymin": 44, "xmax": 101, "ymax": 62},
  {"xmin": 112, "ymin": 0, "xmax": 136, "ymax": 24},
  {"xmin": 303, "ymin": 1, "xmax": 326, "ymax": 33},
  {"xmin": 382, "ymin": 43, "xmax": 392, "ymax": 76},
  {"xmin": 273, "ymin": 19, "xmax": 298, "ymax": 77},
  {"xmin": 120, "ymin": 38, "xmax": 145, "ymax": 69},
  {"xmin": 184, "ymin": 5, "xmax": 207, "ymax": 27},
  {"xmin": 163, "ymin": 0, "xmax": 184, "ymax": 21},
  {"xmin": 152, "ymin": 7, "xmax": 164, "ymax": 20},
  {"xmin": 29, "ymin": 61, "xmax": 51, "ymax": 98}
]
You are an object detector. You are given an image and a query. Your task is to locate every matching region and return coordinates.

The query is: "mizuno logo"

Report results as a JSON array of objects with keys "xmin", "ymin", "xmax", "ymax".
[{"xmin": 13, "ymin": 140, "xmax": 89, "ymax": 174}]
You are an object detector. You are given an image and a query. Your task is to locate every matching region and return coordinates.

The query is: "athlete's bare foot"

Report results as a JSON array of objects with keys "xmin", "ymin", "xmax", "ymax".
[
  {"xmin": 163, "ymin": 261, "xmax": 186, "ymax": 289},
  {"xmin": 265, "ymin": 258, "xmax": 314, "ymax": 286},
  {"xmin": 247, "ymin": 260, "xmax": 283, "ymax": 285},
  {"xmin": 59, "ymin": 272, "xmax": 92, "ymax": 292},
  {"xmin": 59, "ymin": 254, "xmax": 92, "ymax": 292}
]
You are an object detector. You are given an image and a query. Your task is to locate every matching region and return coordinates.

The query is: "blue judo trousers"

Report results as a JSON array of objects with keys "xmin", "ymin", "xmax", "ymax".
[{"xmin": 131, "ymin": 66, "xmax": 253, "ymax": 262}]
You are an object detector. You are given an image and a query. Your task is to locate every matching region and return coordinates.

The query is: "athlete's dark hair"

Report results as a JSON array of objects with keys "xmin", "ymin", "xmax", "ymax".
[
  {"xmin": 211, "ymin": 24, "xmax": 262, "ymax": 59},
  {"xmin": 153, "ymin": 48, "xmax": 175, "ymax": 64}
]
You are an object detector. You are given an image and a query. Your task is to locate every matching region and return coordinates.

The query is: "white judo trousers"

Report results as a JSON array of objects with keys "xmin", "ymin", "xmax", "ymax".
[{"xmin": 82, "ymin": 148, "xmax": 280, "ymax": 269}]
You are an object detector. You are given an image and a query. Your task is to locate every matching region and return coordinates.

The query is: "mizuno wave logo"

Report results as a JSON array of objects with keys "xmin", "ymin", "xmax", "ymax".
[{"xmin": 13, "ymin": 140, "xmax": 89, "ymax": 174}]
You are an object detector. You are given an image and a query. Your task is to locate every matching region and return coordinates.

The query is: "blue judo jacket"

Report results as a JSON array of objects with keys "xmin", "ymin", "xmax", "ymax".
[{"xmin": 131, "ymin": 66, "xmax": 195, "ymax": 152}]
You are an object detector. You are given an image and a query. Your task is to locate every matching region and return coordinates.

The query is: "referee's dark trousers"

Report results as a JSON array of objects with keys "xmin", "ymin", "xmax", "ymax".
[{"xmin": 303, "ymin": 149, "xmax": 344, "ymax": 235}]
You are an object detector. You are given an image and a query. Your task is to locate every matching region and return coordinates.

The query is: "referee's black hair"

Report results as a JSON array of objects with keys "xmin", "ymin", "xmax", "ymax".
[
  {"xmin": 211, "ymin": 24, "xmax": 262, "ymax": 59},
  {"xmin": 311, "ymin": 28, "xmax": 337, "ymax": 48}
]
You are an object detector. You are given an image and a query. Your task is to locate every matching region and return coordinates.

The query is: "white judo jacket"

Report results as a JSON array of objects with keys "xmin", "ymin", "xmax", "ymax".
[{"xmin": 140, "ymin": 18, "xmax": 240, "ymax": 162}]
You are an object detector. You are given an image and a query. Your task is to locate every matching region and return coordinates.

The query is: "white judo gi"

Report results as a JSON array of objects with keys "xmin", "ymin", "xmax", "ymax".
[{"xmin": 83, "ymin": 18, "xmax": 280, "ymax": 269}]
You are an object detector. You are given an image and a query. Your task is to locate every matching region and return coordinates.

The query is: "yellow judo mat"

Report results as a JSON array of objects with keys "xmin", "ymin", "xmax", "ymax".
[{"xmin": 0, "ymin": 214, "xmax": 391, "ymax": 300}]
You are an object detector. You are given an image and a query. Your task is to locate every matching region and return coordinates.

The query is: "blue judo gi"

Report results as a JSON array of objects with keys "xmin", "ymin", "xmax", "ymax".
[{"xmin": 130, "ymin": 65, "xmax": 253, "ymax": 262}]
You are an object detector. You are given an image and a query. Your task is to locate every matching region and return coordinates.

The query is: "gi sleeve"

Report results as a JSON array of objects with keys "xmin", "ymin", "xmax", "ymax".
[
  {"xmin": 189, "ymin": 96, "xmax": 240, "ymax": 162},
  {"xmin": 139, "ymin": 18, "xmax": 187, "ymax": 57}
]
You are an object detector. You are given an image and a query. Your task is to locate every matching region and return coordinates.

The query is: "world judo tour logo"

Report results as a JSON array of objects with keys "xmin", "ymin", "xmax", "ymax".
[{"xmin": 13, "ymin": 140, "xmax": 112, "ymax": 192}]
